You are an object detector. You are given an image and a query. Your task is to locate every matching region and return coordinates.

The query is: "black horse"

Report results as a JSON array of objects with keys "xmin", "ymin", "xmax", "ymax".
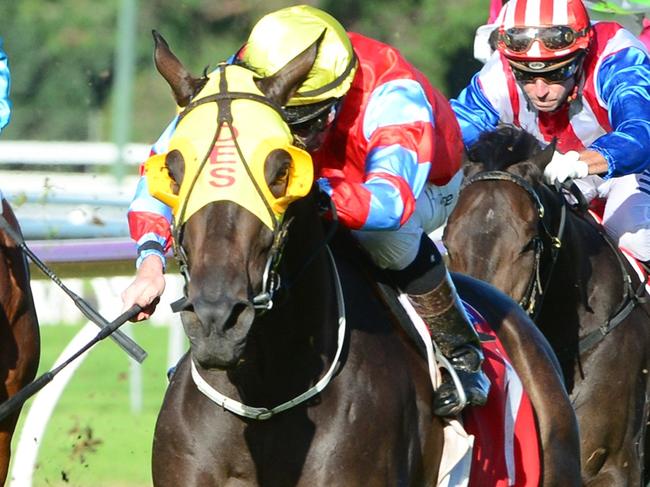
[
  {"xmin": 148, "ymin": 35, "xmax": 580, "ymax": 486},
  {"xmin": 444, "ymin": 125, "xmax": 650, "ymax": 486}
]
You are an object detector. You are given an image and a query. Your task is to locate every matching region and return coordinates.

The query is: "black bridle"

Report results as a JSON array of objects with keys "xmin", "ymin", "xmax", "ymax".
[
  {"xmin": 462, "ymin": 170, "xmax": 647, "ymax": 356},
  {"xmin": 462, "ymin": 170, "xmax": 566, "ymax": 320}
]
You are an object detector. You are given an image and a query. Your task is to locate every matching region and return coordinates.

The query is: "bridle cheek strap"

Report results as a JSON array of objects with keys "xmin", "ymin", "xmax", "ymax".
[
  {"xmin": 252, "ymin": 217, "xmax": 293, "ymax": 311},
  {"xmin": 462, "ymin": 171, "xmax": 566, "ymax": 319}
]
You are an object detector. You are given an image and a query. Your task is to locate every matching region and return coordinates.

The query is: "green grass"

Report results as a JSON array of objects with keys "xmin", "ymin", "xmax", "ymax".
[{"xmin": 9, "ymin": 323, "xmax": 183, "ymax": 487}]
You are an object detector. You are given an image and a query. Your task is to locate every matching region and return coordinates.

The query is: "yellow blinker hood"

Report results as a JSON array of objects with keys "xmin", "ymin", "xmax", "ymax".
[{"xmin": 145, "ymin": 64, "xmax": 313, "ymax": 229}]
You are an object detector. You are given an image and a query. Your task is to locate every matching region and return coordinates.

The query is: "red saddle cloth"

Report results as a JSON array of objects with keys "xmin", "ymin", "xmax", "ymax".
[{"xmin": 462, "ymin": 302, "xmax": 541, "ymax": 487}]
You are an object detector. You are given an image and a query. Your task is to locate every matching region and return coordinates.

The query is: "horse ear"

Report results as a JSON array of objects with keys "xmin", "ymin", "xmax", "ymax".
[
  {"xmin": 531, "ymin": 137, "xmax": 557, "ymax": 171},
  {"xmin": 153, "ymin": 30, "xmax": 205, "ymax": 107},
  {"xmin": 254, "ymin": 30, "xmax": 325, "ymax": 107},
  {"xmin": 166, "ymin": 150, "xmax": 185, "ymax": 194}
]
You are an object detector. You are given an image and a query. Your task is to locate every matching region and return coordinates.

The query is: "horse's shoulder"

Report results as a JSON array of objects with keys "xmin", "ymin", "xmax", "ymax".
[{"xmin": 323, "ymin": 227, "xmax": 430, "ymax": 355}]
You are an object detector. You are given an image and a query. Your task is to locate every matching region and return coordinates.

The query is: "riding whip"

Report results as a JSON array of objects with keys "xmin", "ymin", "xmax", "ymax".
[
  {"xmin": 0, "ymin": 304, "xmax": 142, "ymax": 422},
  {"xmin": 0, "ymin": 214, "xmax": 148, "ymax": 363}
]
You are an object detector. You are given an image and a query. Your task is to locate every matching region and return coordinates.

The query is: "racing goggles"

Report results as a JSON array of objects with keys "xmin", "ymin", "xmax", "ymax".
[
  {"xmin": 501, "ymin": 26, "xmax": 589, "ymax": 53},
  {"xmin": 285, "ymin": 99, "xmax": 340, "ymax": 137},
  {"xmin": 510, "ymin": 56, "xmax": 582, "ymax": 84}
]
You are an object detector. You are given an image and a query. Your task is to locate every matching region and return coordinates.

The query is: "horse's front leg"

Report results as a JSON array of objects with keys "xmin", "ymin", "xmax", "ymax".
[{"xmin": 0, "ymin": 411, "xmax": 21, "ymax": 485}]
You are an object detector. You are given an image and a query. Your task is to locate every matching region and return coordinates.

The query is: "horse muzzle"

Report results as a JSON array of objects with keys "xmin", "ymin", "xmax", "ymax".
[{"xmin": 181, "ymin": 297, "xmax": 256, "ymax": 369}]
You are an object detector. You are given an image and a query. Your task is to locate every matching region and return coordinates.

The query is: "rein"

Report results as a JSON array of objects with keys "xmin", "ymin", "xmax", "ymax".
[
  {"xmin": 190, "ymin": 246, "xmax": 346, "ymax": 420},
  {"xmin": 171, "ymin": 65, "xmax": 347, "ymax": 419},
  {"xmin": 462, "ymin": 171, "xmax": 566, "ymax": 319}
]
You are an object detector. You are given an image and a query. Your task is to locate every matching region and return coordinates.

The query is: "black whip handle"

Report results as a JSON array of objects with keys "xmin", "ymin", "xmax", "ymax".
[
  {"xmin": 0, "ymin": 215, "xmax": 148, "ymax": 363},
  {"xmin": 0, "ymin": 304, "xmax": 142, "ymax": 422}
]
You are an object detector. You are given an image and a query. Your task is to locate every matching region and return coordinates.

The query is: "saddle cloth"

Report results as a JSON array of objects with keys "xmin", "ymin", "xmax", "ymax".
[
  {"xmin": 433, "ymin": 301, "xmax": 540, "ymax": 487},
  {"xmin": 386, "ymin": 275, "xmax": 541, "ymax": 486},
  {"xmin": 459, "ymin": 303, "xmax": 541, "ymax": 487}
]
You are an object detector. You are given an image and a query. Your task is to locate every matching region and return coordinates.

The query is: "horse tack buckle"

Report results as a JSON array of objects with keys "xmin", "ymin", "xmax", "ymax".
[
  {"xmin": 255, "ymin": 410, "xmax": 274, "ymax": 421},
  {"xmin": 253, "ymin": 254, "xmax": 282, "ymax": 310},
  {"xmin": 252, "ymin": 292, "xmax": 274, "ymax": 310}
]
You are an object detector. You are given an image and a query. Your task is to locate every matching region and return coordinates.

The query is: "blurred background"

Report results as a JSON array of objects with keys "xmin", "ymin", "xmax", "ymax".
[
  {"xmin": 0, "ymin": 1, "xmax": 488, "ymax": 486},
  {"xmin": 1, "ymin": 0, "xmax": 485, "ymax": 144}
]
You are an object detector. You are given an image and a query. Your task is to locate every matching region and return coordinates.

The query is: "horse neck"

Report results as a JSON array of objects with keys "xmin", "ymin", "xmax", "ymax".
[
  {"xmin": 537, "ymin": 187, "xmax": 625, "ymax": 326},
  {"xmin": 280, "ymin": 217, "xmax": 335, "ymax": 338},
  {"xmin": 245, "ymin": 206, "xmax": 340, "ymax": 381}
]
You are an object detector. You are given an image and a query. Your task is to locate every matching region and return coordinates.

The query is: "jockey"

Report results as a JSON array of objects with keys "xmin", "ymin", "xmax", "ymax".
[
  {"xmin": 0, "ymin": 39, "xmax": 11, "ymax": 134},
  {"xmin": 121, "ymin": 5, "xmax": 490, "ymax": 416},
  {"xmin": 452, "ymin": 0, "xmax": 650, "ymax": 264}
]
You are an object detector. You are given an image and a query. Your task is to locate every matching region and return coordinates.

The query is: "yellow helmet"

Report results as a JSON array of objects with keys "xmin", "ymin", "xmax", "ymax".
[{"xmin": 237, "ymin": 5, "xmax": 357, "ymax": 107}]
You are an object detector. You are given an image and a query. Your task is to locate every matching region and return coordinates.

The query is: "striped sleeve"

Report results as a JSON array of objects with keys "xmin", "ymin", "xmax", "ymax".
[
  {"xmin": 0, "ymin": 39, "xmax": 11, "ymax": 133},
  {"xmin": 451, "ymin": 66, "xmax": 501, "ymax": 149},
  {"xmin": 590, "ymin": 45, "xmax": 650, "ymax": 177},
  {"xmin": 321, "ymin": 79, "xmax": 433, "ymax": 230},
  {"xmin": 127, "ymin": 116, "xmax": 179, "ymax": 268}
]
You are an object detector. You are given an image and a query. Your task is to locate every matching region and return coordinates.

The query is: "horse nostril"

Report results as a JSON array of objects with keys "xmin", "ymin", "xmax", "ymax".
[
  {"xmin": 223, "ymin": 301, "xmax": 252, "ymax": 331},
  {"xmin": 192, "ymin": 297, "xmax": 254, "ymax": 336}
]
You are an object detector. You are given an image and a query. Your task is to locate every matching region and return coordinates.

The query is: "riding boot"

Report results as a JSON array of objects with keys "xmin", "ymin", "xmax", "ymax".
[{"xmin": 408, "ymin": 270, "xmax": 491, "ymax": 417}]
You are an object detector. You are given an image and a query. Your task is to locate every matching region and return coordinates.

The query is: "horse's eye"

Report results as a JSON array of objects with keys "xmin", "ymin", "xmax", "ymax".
[
  {"xmin": 265, "ymin": 149, "xmax": 292, "ymax": 198},
  {"xmin": 275, "ymin": 164, "xmax": 289, "ymax": 184},
  {"xmin": 270, "ymin": 161, "xmax": 290, "ymax": 188}
]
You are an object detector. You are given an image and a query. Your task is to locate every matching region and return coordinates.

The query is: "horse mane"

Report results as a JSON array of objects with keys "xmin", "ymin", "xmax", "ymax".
[{"xmin": 467, "ymin": 124, "xmax": 543, "ymax": 172}]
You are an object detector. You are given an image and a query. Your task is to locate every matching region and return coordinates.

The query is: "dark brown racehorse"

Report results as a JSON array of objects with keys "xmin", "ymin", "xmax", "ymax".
[
  {"xmin": 444, "ymin": 125, "xmax": 650, "ymax": 486},
  {"xmin": 149, "ymin": 35, "xmax": 580, "ymax": 486},
  {"xmin": 0, "ymin": 199, "xmax": 40, "ymax": 483}
]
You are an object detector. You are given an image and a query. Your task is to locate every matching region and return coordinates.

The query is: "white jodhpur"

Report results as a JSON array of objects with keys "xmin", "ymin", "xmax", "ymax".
[
  {"xmin": 574, "ymin": 172, "xmax": 650, "ymax": 262},
  {"xmin": 353, "ymin": 169, "xmax": 464, "ymax": 270}
]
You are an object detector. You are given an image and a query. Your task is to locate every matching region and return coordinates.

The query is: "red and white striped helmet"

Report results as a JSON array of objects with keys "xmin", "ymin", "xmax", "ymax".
[{"xmin": 496, "ymin": 0, "xmax": 592, "ymax": 61}]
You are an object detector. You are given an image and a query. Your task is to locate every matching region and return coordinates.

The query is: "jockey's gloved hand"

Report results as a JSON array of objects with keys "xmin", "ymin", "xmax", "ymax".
[{"xmin": 543, "ymin": 150, "xmax": 589, "ymax": 184}]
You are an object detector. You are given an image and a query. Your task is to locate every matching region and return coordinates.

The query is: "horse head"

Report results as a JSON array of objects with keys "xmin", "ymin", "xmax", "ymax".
[
  {"xmin": 145, "ymin": 31, "xmax": 320, "ymax": 369},
  {"xmin": 444, "ymin": 125, "xmax": 559, "ymax": 304}
]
